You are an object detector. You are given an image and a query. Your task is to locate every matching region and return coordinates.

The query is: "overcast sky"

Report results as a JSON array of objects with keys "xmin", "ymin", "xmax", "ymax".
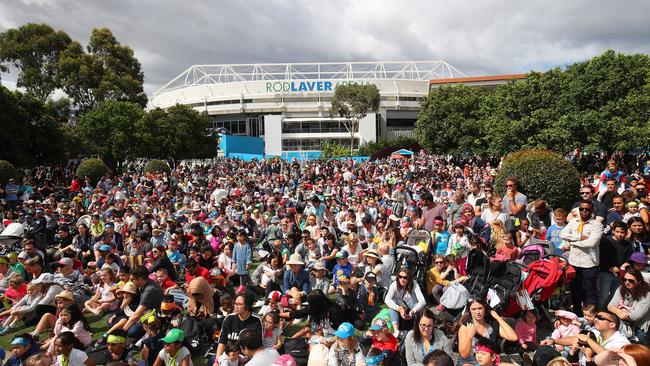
[{"xmin": 1, "ymin": 0, "xmax": 649, "ymax": 97}]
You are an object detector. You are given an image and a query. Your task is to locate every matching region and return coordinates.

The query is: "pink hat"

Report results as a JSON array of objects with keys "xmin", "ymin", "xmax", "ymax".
[
  {"xmin": 556, "ymin": 310, "xmax": 578, "ymax": 320},
  {"xmin": 271, "ymin": 354, "xmax": 297, "ymax": 366}
]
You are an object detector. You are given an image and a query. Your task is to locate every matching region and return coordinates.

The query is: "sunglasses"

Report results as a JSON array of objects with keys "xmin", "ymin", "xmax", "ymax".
[
  {"xmin": 623, "ymin": 278, "xmax": 637, "ymax": 284},
  {"xmin": 578, "ymin": 207, "xmax": 592, "ymax": 212},
  {"xmin": 580, "ymin": 192, "xmax": 591, "ymax": 196},
  {"xmin": 506, "ymin": 184, "xmax": 514, "ymax": 187},
  {"xmin": 434, "ymin": 261, "xmax": 445, "ymax": 264},
  {"xmin": 398, "ymin": 275, "xmax": 409, "ymax": 279},
  {"xmin": 595, "ymin": 314, "xmax": 614, "ymax": 322}
]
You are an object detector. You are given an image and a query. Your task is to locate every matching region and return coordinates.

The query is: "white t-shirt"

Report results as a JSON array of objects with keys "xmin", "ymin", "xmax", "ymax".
[
  {"xmin": 598, "ymin": 331, "xmax": 630, "ymax": 350},
  {"xmin": 55, "ymin": 348, "xmax": 88, "ymax": 366},
  {"xmin": 246, "ymin": 349, "xmax": 279, "ymax": 366},
  {"xmin": 158, "ymin": 346, "xmax": 193, "ymax": 366}
]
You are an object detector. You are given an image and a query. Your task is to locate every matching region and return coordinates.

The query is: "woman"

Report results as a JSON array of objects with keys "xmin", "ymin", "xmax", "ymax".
[
  {"xmin": 455, "ymin": 298, "xmax": 518, "ymax": 366},
  {"xmin": 607, "ymin": 267, "xmax": 650, "ymax": 344},
  {"xmin": 342, "ymin": 233, "xmax": 364, "ymax": 269},
  {"xmin": 384, "ymin": 268, "xmax": 426, "ymax": 332},
  {"xmin": 187, "ymin": 276, "xmax": 219, "ymax": 337},
  {"xmin": 460, "ymin": 204, "xmax": 490, "ymax": 242},
  {"xmin": 149, "ymin": 246, "xmax": 177, "ymax": 280},
  {"xmin": 594, "ymin": 344, "xmax": 650, "ymax": 366},
  {"xmin": 449, "ymin": 191, "xmax": 467, "ymax": 227},
  {"xmin": 627, "ymin": 217, "xmax": 650, "ymax": 254},
  {"xmin": 321, "ymin": 234, "xmax": 340, "ymax": 272},
  {"xmin": 426, "ymin": 254, "xmax": 467, "ymax": 305},
  {"xmin": 53, "ymin": 331, "xmax": 95, "ymax": 366},
  {"xmin": 328, "ymin": 322, "xmax": 364, "ymax": 366},
  {"xmin": 404, "ymin": 309, "xmax": 452, "ymax": 366},
  {"xmin": 72, "ymin": 223, "xmax": 94, "ymax": 262},
  {"xmin": 481, "ymin": 195, "xmax": 510, "ymax": 232}
]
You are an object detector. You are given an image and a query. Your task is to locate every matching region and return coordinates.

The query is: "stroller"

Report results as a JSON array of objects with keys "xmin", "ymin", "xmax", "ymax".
[
  {"xmin": 393, "ymin": 230, "xmax": 434, "ymax": 290},
  {"xmin": 464, "ymin": 249, "xmax": 491, "ymax": 300},
  {"xmin": 518, "ymin": 243, "xmax": 547, "ymax": 266}
]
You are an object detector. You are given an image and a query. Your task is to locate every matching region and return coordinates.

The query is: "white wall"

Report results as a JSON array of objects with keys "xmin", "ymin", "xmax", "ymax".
[
  {"xmin": 264, "ymin": 115, "xmax": 283, "ymax": 156},
  {"xmin": 357, "ymin": 112, "xmax": 377, "ymax": 146}
]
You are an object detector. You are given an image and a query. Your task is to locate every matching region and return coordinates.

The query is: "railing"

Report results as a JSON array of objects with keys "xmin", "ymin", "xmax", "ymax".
[{"xmin": 386, "ymin": 129, "xmax": 416, "ymax": 139}]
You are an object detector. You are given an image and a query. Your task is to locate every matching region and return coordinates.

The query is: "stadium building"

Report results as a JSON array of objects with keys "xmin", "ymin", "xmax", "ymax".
[{"xmin": 151, "ymin": 61, "xmax": 466, "ymax": 159}]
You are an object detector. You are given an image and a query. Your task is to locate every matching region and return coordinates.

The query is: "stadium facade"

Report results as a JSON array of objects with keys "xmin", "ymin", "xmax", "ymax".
[{"xmin": 150, "ymin": 61, "xmax": 467, "ymax": 158}]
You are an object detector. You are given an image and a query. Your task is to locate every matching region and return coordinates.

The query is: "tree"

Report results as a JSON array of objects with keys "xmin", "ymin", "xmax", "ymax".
[
  {"xmin": 330, "ymin": 83, "xmax": 380, "ymax": 154},
  {"xmin": 137, "ymin": 104, "xmax": 217, "ymax": 160},
  {"xmin": 76, "ymin": 100, "xmax": 145, "ymax": 166},
  {"xmin": 58, "ymin": 28, "xmax": 147, "ymax": 112},
  {"xmin": 0, "ymin": 23, "xmax": 71, "ymax": 101},
  {"xmin": 320, "ymin": 142, "xmax": 351, "ymax": 158},
  {"xmin": 415, "ymin": 85, "xmax": 486, "ymax": 154}
]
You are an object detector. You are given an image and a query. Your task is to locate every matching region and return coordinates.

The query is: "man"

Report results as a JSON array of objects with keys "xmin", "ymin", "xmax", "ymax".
[
  {"xmin": 239, "ymin": 328, "xmax": 279, "ymax": 366},
  {"xmin": 55, "ymin": 257, "xmax": 86, "ymax": 300},
  {"xmin": 88, "ymin": 329, "xmax": 131, "ymax": 364},
  {"xmin": 418, "ymin": 192, "xmax": 447, "ymax": 232},
  {"xmin": 606, "ymin": 194, "xmax": 626, "ymax": 228},
  {"xmin": 217, "ymin": 292, "xmax": 263, "ymax": 357},
  {"xmin": 123, "ymin": 266, "xmax": 163, "ymax": 338},
  {"xmin": 546, "ymin": 311, "xmax": 629, "ymax": 353},
  {"xmin": 599, "ymin": 178, "xmax": 618, "ymax": 209},
  {"xmin": 502, "ymin": 177, "xmax": 527, "ymax": 227},
  {"xmin": 570, "ymin": 186, "xmax": 607, "ymax": 223},
  {"xmin": 560, "ymin": 200, "xmax": 603, "ymax": 315},
  {"xmin": 282, "ymin": 254, "xmax": 310, "ymax": 295},
  {"xmin": 103, "ymin": 222, "xmax": 124, "ymax": 252},
  {"xmin": 4, "ymin": 178, "xmax": 19, "ymax": 210},
  {"xmin": 184, "ymin": 257, "xmax": 212, "ymax": 285},
  {"xmin": 598, "ymin": 221, "xmax": 633, "ymax": 310},
  {"xmin": 466, "ymin": 182, "xmax": 486, "ymax": 210}
]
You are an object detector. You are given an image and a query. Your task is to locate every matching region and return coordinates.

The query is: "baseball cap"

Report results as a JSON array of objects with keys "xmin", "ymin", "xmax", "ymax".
[
  {"xmin": 335, "ymin": 251, "xmax": 349, "ymax": 259},
  {"xmin": 268, "ymin": 290, "xmax": 282, "ymax": 302},
  {"xmin": 369, "ymin": 318, "xmax": 387, "ymax": 331},
  {"xmin": 161, "ymin": 328, "xmax": 185, "ymax": 343},
  {"xmin": 630, "ymin": 252, "xmax": 648, "ymax": 264},
  {"xmin": 364, "ymin": 272, "xmax": 377, "ymax": 282},
  {"xmin": 32, "ymin": 273, "xmax": 56, "ymax": 285},
  {"xmin": 57, "ymin": 257, "xmax": 73, "ymax": 268},
  {"xmin": 99, "ymin": 244, "xmax": 112, "ymax": 252},
  {"xmin": 334, "ymin": 322, "xmax": 356, "ymax": 339}
]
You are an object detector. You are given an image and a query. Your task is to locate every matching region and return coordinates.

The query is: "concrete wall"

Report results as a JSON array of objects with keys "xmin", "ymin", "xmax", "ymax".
[
  {"xmin": 358, "ymin": 112, "xmax": 377, "ymax": 145},
  {"xmin": 219, "ymin": 134, "xmax": 264, "ymax": 156},
  {"xmin": 263, "ymin": 114, "xmax": 283, "ymax": 155}
]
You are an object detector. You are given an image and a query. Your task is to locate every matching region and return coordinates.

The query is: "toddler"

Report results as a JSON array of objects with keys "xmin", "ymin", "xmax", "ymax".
[
  {"xmin": 622, "ymin": 201, "xmax": 640, "ymax": 223},
  {"xmin": 516, "ymin": 218, "xmax": 533, "ymax": 247},
  {"xmin": 551, "ymin": 310, "xmax": 581, "ymax": 353},
  {"xmin": 217, "ymin": 340, "xmax": 241, "ymax": 366},
  {"xmin": 0, "ymin": 282, "xmax": 42, "ymax": 334},
  {"xmin": 514, "ymin": 310, "xmax": 539, "ymax": 358}
]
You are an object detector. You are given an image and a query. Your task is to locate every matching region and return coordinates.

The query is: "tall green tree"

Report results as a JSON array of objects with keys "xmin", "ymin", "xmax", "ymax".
[
  {"xmin": 331, "ymin": 83, "xmax": 380, "ymax": 154},
  {"xmin": 0, "ymin": 23, "xmax": 71, "ymax": 101},
  {"xmin": 76, "ymin": 100, "xmax": 145, "ymax": 166},
  {"xmin": 415, "ymin": 84, "xmax": 485, "ymax": 154},
  {"xmin": 58, "ymin": 28, "xmax": 147, "ymax": 112},
  {"xmin": 137, "ymin": 104, "xmax": 217, "ymax": 160}
]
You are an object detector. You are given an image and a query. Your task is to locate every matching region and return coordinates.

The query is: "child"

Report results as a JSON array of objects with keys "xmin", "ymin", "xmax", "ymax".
[
  {"xmin": 156, "ymin": 268, "xmax": 178, "ymax": 294},
  {"xmin": 574, "ymin": 304, "xmax": 598, "ymax": 333},
  {"xmin": 309, "ymin": 262, "xmax": 330, "ymax": 293},
  {"xmin": 231, "ymin": 230, "xmax": 252, "ymax": 290},
  {"xmin": 623, "ymin": 201, "xmax": 640, "ymax": 223},
  {"xmin": 516, "ymin": 218, "xmax": 533, "ymax": 247},
  {"xmin": 365, "ymin": 318, "xmax": 398, "ymax": 358},
  {"xmin": 447, "ymin": 223, "xmax": 470, "ymax": 258},
  {"xmin": 140, "ymin": 314, "xmax": 165, "ymax": 366},
  {"xmin": 546, "ymin": 209, "xmax": 567, "ymax": 255},
  {"xmin": 328, "ymin": 251, "xmax": 352, "ymax": 294},
  {"xmin": 216, "ymin": 340, "xmax": 240, "ymax": 366},
  {"xmin": 103, "ymin": 253, "xmax": 121, "ymax": 274},
  {"xmin": 514, "ymin": 310, "xmax": 539, "ymax": 358},
  {"xmin": 154, "ymin": 328, "xmax": 192, "ymax": 366},
  {"xmin": 113, "ymin": 266, "xmax": 131, "ymax": 293},
  {"xmin": 432, "ymin": 217, "xmax": 451, "ymax": 255},
  {"xmin": 2, "ymin": 273, "xmax": 27, "ymax": 306},
  {"xmin": 84, "ymin": 267, "xmax": 117, "ymax": 315},
  {"xmin": 259, "ymin": 291, "xmax": 282, "ymax": 318},
  {"xmin": 357, "ymin": 272, "xmax": 382, "ymax": 323},
  {"xmin": 551, "ymin": 310, "xmax": 581, "ymax": 353},
  {"xmin": 495, "ymin": 234, "xmax": 519, "ymax": 261},
  {"xmin": 48, "ymin": 304, "xmax": 92, "ymax": 353},
  {"xmin": 0, "ymin": 282, "xmax": 42, "ymax": 335},
  {"xmin": 306, "ymin": 238, "xmax": 322, "ymax": 267},
  {"xmin": 262, "ymin": 312, "xmax": 282, "ymax": 351}
]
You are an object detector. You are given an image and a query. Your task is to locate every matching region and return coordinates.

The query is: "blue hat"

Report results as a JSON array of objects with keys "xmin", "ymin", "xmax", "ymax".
[
  {"xmin": 335, "ymin": 250, "xmax": 349, "ymax": 259},
  {"xmin": 99, "ymin": 244, "xmax": 112, "ymax": 252},
  {"xmin": 368, "ymin": 318, "xmax": 387, "ymax": 331},
  {"xmin": 11, "ymin": 337, "xmax": 30, "ymax": 347},
  {"xmin": 334, "ymin": 322, "xmax": 355, "ymax": 339}
]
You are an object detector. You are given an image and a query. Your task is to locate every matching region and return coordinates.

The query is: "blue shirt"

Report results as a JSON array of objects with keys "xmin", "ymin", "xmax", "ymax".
[
  {"xmin": 232, "ymin": 242, "xmax": 252, "ymax": 275},
  {"xmin": 282, "ymin": 269, "xmax": 311, "ymax": 294},
  {"xmin": 434, "ymin": 231, "xmax": 451, "ymax": 255},
  {"xmin": 331, "ymin": 262, "xmax": 353, "ymax": 287},
  {"xmin": 4, "ymin": 183, "xmax": 18, "ymax": 201},
  {"xmin": 546, "ymin": 224, "xmax": 565, "ymax": 255}
]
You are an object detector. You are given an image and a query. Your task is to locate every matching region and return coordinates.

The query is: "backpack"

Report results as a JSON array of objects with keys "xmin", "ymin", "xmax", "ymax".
[
  {"xmin": 179, "ymin": 316, "xmax": 203, "ymax": 353},
  {"xmin": 284, "ymin": 338, "xmax": 309, "ymax": 366},
  {"xmin": 307, "ymin": 343, "xmax": 329, "ymax": 366}
]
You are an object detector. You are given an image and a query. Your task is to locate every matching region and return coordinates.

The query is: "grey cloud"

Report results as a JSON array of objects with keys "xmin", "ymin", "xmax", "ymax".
[{"xmin": 0, "ymin": 0, "xmax": 649, "ymax": 96}]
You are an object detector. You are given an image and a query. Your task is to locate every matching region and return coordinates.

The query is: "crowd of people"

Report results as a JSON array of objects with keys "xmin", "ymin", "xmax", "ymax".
[{"xmin": 0, "ymin": 153, "xmax": 648, "ymax": 366}]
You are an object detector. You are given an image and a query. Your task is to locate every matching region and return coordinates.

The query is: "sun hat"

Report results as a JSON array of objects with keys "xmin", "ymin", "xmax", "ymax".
[
  {"xmin": 32, "ymin": 273, "xmax": 56, "ymax": 285},
  {"xmin": 630, "ymin": 252, "xmax": 648, "ymax": 264},
  {"xmin": 118, "ymin": 282, "xmax": 138, "ymax": 295},
  {"xmin": 364, "ymin": 249, "xmax": 382, "ymax": 261},
  {"xmin": 311, "ymin": 262, "xmax": 326, "ymax": 271},
  {"xmin": 55, "ymin": 290, "xmax": 75, "ymax": 302},
  {"xmin": 334, "ymin": 322, "xmax": 356, "ymax": 339},
  {"xmin": 161, "ymin": 328, "xmax": 185, "ymax": 343},
  {"xmin": 335, "ymin": 251, "xmax": 349, "ymax": 259},
  {"xmin": 286, "ymin": 253, "xmax": 305, "ymax": 266},
  {"xmin": 369, "ymin": 318, "xmax": 387, "ymax": 331}
]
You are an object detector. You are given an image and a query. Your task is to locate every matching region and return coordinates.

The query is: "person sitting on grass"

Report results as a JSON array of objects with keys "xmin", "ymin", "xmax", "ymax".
[
  {"xmin": 0, "ymin": 282, "xmax": 43, "ymax": 335},
  {"xmin": 153, "ymin": 328, "xmax": 193, "ymax": 366},
  {"xmin": 6, "ymin": 334, "xmax": 41, "ymax": 366},
  {"xmin": 53, "ymin": 331, "xmax": 95, "ymax": 366},
  {"xmin": 45, "ymin": 304, "xmax": 92, "ymax": 354},
  {"xmin": 83, "ymin": 267, "xmax": 117, "ymax": 316}
]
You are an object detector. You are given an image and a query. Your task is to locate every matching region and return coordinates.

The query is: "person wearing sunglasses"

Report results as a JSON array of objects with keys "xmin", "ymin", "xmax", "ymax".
[
  {"xmin": 560, "ymin": 200, "xmax": 603, "ymax": 316},
  {"xmin": 547, "ymin": 311, "xmax": 629, "ymax": 356},
  {"xmin": 607, "ymin": 267, "xmax": 650, "ymax": 344},
  {"xmin": 569, "ymin": 185, "xmax": 607, "ymax": 224},
  {"xmin": 384, "ymin": 268, "xmax": 426, "ymax": 335}
]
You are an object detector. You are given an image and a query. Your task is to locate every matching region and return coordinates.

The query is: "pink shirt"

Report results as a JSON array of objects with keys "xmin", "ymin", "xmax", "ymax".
[{"xmin": 515, "ymin": 319, "xmax": 537, "ymax": 344}]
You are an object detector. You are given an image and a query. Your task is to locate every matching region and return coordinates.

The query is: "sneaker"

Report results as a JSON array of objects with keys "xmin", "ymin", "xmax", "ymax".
[{"xmin": 0, "ymin": 326, "xmax": 12, "ymax": 335}]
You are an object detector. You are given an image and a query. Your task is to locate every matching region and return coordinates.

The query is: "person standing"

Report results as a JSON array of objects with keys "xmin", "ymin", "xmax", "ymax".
[
  {"xmin": 560, "ymin": 200, "xmax": 603, "ymax": 315},
  {"xmin": 502, "ymin": 177, "xmax": 527, "ymax": 232}
]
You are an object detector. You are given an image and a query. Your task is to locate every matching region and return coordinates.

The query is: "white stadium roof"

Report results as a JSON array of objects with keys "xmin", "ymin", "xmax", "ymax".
[{"xmin": 154, "ymin": 61, "xmax": 466, "ymax": 96}]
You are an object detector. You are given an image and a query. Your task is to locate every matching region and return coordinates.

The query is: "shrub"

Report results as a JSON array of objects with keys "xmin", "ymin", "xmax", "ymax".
[
  {"xmin": 0, "ymin": 160, "xmax": 17, "ymax": 184},
  {"xmin": 495, "ymin": 149, "xmax": 580, "ymax": 210},
  {"xmin": 144, "ymin": 159, "xmax": 171, "ymax": 174},
  {"xmin": 321, "ymin": 142, "xmax": 351, "ymax": 158},
  {"xmin": 357, "ymin": 136, "xmax": 417, "ymax": 156},
  {"xmin": 76, "ymin": 158, "xmax": 109, "ymax": 185}
]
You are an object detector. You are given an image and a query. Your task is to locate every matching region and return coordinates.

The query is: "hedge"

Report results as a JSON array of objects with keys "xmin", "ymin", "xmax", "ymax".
[
  {"xmin": 0, "ymin": 160, "xmax": 17, "ymax": 184},
  {"xmin": 144, "ymin": 159, "xmax": 172, "ymax": 174},
  {"xmin": 76, "ymin": 158, "xmax": 109, "ymax": 185},
  {"xmin": 495, "ymin": 149, "xmax": 580, "ymax": 210}
]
